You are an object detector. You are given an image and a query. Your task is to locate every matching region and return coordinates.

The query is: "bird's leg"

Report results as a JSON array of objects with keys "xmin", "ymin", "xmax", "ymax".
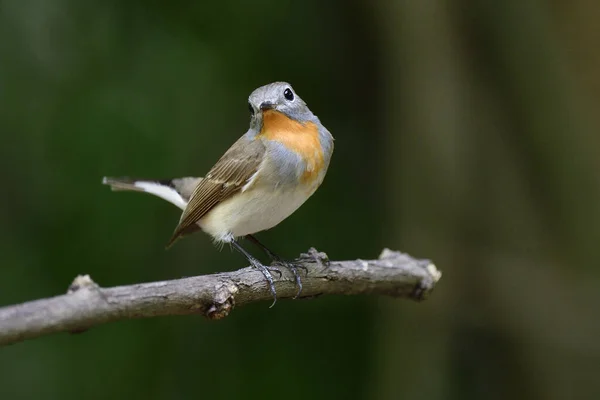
[
  {"xmin": 245, "ymin": 235, "xmax": 305, "ymax": 299},
  {"xmin": 230, "ymin": 239, "xmax": 280, "ymax": 308}
]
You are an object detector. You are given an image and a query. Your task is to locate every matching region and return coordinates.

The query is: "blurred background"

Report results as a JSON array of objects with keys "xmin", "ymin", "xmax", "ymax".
[{"xmin": 1, "ymin": 0, "xmax": 599, "ymax": 399}]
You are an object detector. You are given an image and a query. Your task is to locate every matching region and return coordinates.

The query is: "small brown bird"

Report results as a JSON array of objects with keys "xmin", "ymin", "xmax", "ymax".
[{"xmin": 103, "ymin": 82, "xmax": 334, "ymax": 306}]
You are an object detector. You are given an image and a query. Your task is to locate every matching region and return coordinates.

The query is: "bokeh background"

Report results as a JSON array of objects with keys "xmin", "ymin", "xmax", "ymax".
[{"xmin": 1, "ymin": 0, "xmax": 600, "ymax": 399}]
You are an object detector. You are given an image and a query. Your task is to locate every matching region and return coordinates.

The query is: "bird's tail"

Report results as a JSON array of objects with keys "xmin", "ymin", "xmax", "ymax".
[
  {"xmin": 102, "ymin": 177, "xmax": 145, "ymax": 192},
  {"xmin": 102, "ymin": 176, "xmax": 201, "ymax": 211}
]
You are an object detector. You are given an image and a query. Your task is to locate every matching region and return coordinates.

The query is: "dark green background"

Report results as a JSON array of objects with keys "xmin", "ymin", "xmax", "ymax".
[{"xmin": 1, "ymin": 1, "xmax": 600, "ymax": 399}]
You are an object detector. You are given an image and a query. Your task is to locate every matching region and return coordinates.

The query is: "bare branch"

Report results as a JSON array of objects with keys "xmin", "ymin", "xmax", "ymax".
[{"xmin": 0, "ymin": 248, "xmax": 441, "ymax": 346}]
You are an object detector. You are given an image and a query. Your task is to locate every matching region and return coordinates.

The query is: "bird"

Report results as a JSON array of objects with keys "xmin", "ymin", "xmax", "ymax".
[{"xmin": 103, "ymin": 82, "xmax": 334, "ymax": 307}]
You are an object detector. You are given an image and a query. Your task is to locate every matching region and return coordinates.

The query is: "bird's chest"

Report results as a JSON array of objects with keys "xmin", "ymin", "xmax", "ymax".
[
  {"xmin": 207, "ymin": 183, "xmax": 315, "ymax": 238},
  {"xmin": 247, "ymin": 185, "xmax": 314, "ymax": 229},
  {"xmin": 259, "ymin": 139, "xmax": 325, "ymax": 193},
  {"xmin": 258, "ymin": 111, "xmax": 325, "ymax": 189}
]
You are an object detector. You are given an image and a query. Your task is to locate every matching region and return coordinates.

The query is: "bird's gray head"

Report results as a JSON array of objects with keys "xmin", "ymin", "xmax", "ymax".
[{"xmin": 247, "ymin": 82, "xmax": 312, "ymax": 125}]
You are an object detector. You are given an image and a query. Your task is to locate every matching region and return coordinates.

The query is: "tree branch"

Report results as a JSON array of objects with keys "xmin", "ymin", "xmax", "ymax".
[{"xmin": 0, "ymin": 248, "xmax": 441, "ymax": 346}]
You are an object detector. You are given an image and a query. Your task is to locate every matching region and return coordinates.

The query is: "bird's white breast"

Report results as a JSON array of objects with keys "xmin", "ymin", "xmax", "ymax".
[{"xmin": 197, "ymin": 181, "xmax": 317, "ymax": 242}]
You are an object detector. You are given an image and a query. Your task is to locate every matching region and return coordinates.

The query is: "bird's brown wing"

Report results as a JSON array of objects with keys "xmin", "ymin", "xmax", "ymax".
[{"xmin": 166, "ymin": 136, "xmax": 265, "ymax": 247}]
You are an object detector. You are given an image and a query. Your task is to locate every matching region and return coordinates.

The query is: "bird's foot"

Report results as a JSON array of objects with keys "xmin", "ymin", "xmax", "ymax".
[
  {"xmin": 271, "ymin": 258, "xmax": 306, "ymax": 299},
  {"xmin": 247, "ymin": 256, "xmax": 279, "ymax": 308},
  {"xmin": 241, "ymin": 235, "xmax": 307, "ymax": 300}
]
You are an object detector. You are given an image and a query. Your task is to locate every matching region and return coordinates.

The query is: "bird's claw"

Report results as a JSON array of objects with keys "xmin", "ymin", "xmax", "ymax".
[
  {"xmin": 248, "ymin": 258, "xmax": 278, "ymax": 307},
  {"xmin": 272, "ymin": 260, "xmax": 305, "ymax": 299},
  {"xmin": 265, "ymin": 265, "xmax": 283, "ymax": 278}
]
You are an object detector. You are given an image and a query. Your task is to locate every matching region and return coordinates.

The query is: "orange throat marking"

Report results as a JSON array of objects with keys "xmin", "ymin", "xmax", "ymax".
[{"xmin": 259, "ymin": 110, "xmax": 324, "ymax": 185}]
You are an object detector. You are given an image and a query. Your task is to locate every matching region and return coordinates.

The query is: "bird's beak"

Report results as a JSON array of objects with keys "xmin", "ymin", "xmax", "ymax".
[{"xmin": 259, "ymin": 101, "xmax": 276, "ymax": 111}]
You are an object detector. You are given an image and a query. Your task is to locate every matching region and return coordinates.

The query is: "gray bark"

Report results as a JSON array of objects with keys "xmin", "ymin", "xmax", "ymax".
[{"xmin": 0, "ymin": 248, "xmax": 441, "ymax": 347}]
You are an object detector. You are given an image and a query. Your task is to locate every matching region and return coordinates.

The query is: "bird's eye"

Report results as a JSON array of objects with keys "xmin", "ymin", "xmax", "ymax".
[
  {"xmin": 248, "ymin": 102, "xmax": 255, "ymax": 116},
  {"xmin": 283, "ymin": 88, "xmax": 294, "ymax": 101}
]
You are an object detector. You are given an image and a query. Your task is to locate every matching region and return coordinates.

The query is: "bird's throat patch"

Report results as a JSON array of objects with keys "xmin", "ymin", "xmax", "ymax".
[{"xmin": 259, "ymin": 110, "xmax": 324, "ymax": 184}]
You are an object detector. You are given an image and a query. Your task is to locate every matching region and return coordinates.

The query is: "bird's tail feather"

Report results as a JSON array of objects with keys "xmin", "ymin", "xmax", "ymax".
[
  {"xmin": 102, "ymin": 176, "xmax": 189, "ymax": 210},
  {"xmin": 102, "ymin": 177, "xmax": 145, "ymax": 192}
]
